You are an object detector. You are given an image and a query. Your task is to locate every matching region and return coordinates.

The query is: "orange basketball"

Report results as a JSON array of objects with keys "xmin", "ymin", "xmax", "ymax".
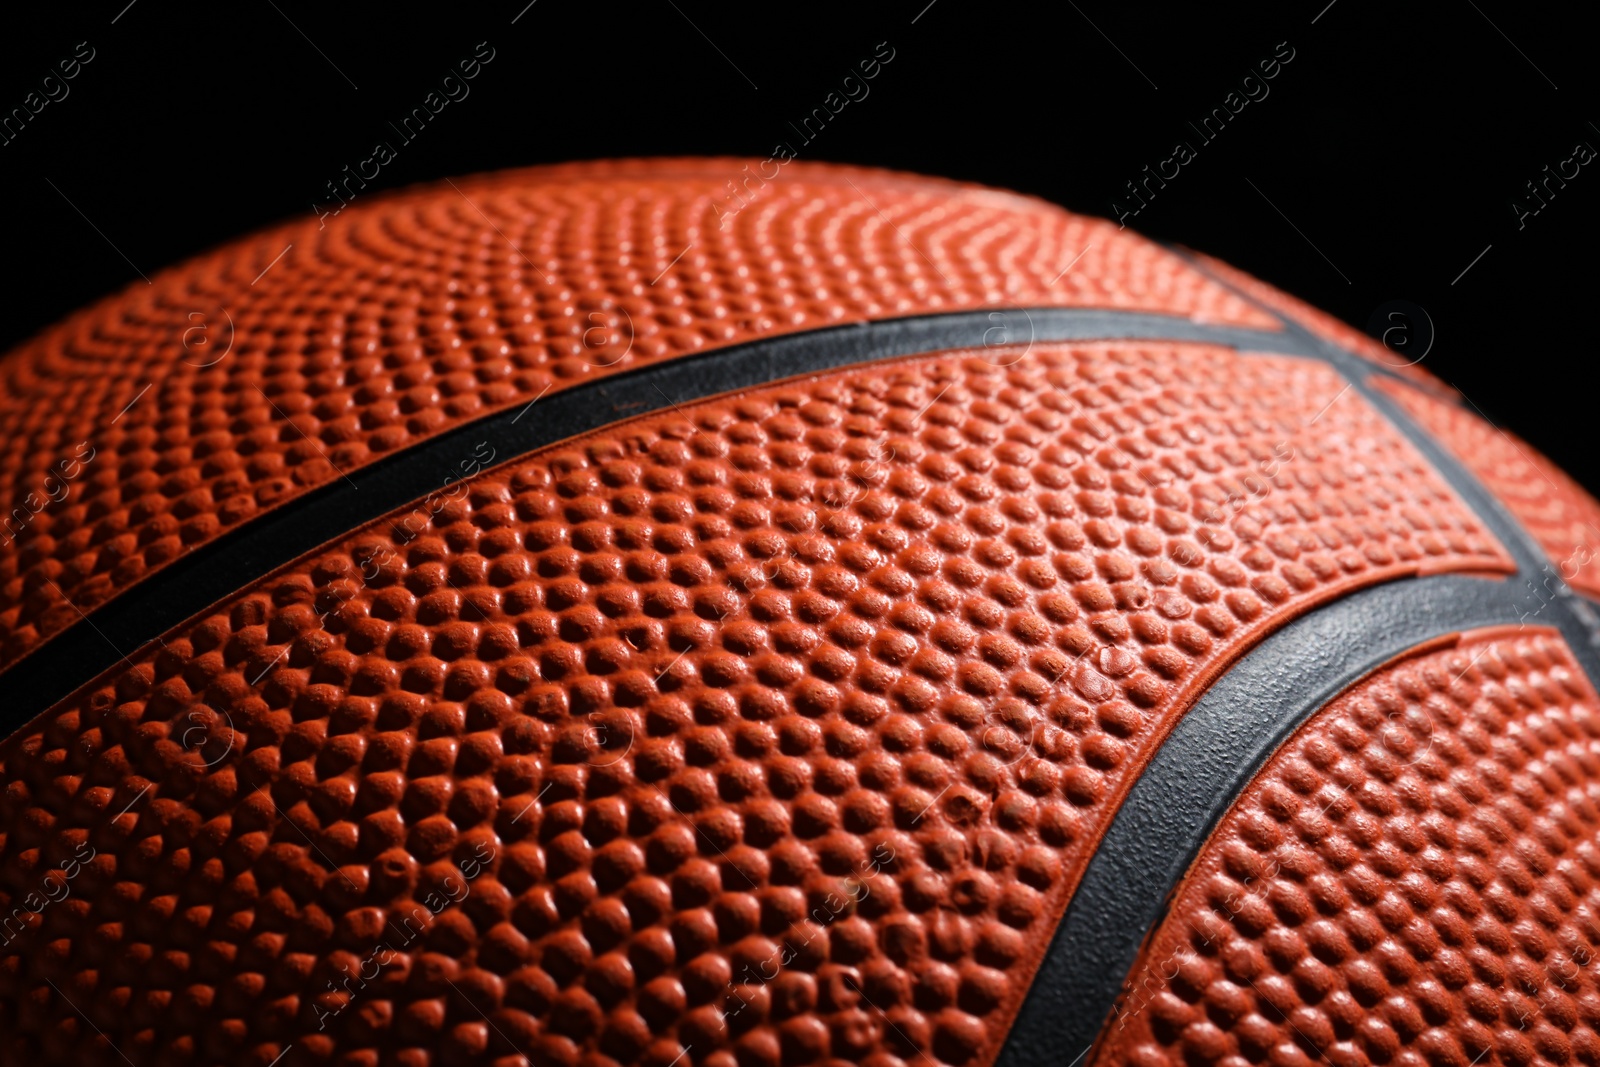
[{"xmin": 2, "ymin": 159, "xmax": 1598, "ymax": 1067}]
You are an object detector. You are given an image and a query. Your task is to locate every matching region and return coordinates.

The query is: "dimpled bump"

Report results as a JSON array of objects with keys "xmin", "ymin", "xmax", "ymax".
[
  {"xmin": 0, "ymin": 340, "xmax": 1510, "ymax": 1066},
  {"xmin": 1373, "ymin": 378, "xmax": 1600, "ymax": 599},
  {"xmin": 0, "ymin": 158, "xmax": 1278, "ymax": 672},
  {"xmin": 1184, "ymin": 251, "xmax": 1456, "ymax": 397},
  {"xmin": 1097, "ymin": 627, "xmax": 1600, "ymax": 1067}
]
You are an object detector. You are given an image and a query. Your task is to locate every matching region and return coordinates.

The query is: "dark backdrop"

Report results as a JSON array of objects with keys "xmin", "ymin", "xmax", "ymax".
[{"xmin": 3, "ymin": 1, "xmax": 1594, "ymax": 486}]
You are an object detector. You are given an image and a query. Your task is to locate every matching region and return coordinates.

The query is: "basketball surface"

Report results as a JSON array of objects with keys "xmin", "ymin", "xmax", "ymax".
[{"xmin": 2, "ymin": 159, "xmax": 1599, "ymax": 1067}]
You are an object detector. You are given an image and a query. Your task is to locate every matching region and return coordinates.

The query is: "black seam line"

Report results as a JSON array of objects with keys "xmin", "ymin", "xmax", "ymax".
[
  {"xmin": 994, "ymin": 253, "xmax": 1600, "ymax": 1066},
  {"xmin": 1171, "ymin": 245, "xmax": 1600, "ymax": 674},
  {"xmin": 1185, "ymin": 256, "xmax": 1600, "ymax": 675},
  {"xmin": 993, "ymin": 573, "xmax": 1537, "ymax": 1067},
  {"xmin": 0, "ymin": 307, "xmax": 1318, "ymax": 737}
]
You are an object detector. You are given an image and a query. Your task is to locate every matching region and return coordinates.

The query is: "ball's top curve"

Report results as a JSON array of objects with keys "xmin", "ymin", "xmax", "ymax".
[{"xmin": 0, "ymin": 158, "xmax": 1273, "ymax": 670}]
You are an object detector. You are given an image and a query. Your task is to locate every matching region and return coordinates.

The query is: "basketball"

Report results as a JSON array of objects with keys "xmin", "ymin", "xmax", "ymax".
[{"xmin": 3, "ymin": 159, "xmax": 1598, "ymax": 1067}]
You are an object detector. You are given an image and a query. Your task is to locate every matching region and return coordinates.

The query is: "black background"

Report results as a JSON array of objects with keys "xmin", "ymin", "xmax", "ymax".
[{"xmin": 3, "ymin": 1, "xmax": 1594, "ymax": 486}]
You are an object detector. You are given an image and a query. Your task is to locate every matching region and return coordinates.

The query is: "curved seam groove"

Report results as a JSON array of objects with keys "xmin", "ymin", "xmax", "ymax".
[
  {"xmin": 995, "ymin": 573, "xmax": 1541, "ymax": 1067},
  {"xmin": 0, "ymin": 307, "xmax": 1334, "ymax": 734},
  {"xmin": 991, "ymin": 251, "xmax": 1600, "ymax": 1067},
  {"xmin": 1171, "ymin": 247, "xmax": 1600, "ymax": 676}
]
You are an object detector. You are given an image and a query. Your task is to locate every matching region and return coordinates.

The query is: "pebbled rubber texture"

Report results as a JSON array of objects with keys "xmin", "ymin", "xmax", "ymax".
[
  {"xmin": 0, "ymin": 342, "xmax": 1509, "ymax": 1065},
  {"xmin": 1181, "ymin": 251, "xmax": 1455, "ymax": 398},
  {"xmin": 1094, "ymin": 626, "xmax": 1600, "ymax": 1067},
  {"xmin": 0, "ymin": 159, "xmax": 1278, "ymax": 673},
  {"xmin": 998, "ymin": 573, "xmax": 1532, "ymax": 1067},
  {"xmin": 0, "ymin": 308, "xmax": 1330, "ymax": 736},
  {"xmin": 1373, "ymin": 378, "xmax": 1600, "ymax": 600}
]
